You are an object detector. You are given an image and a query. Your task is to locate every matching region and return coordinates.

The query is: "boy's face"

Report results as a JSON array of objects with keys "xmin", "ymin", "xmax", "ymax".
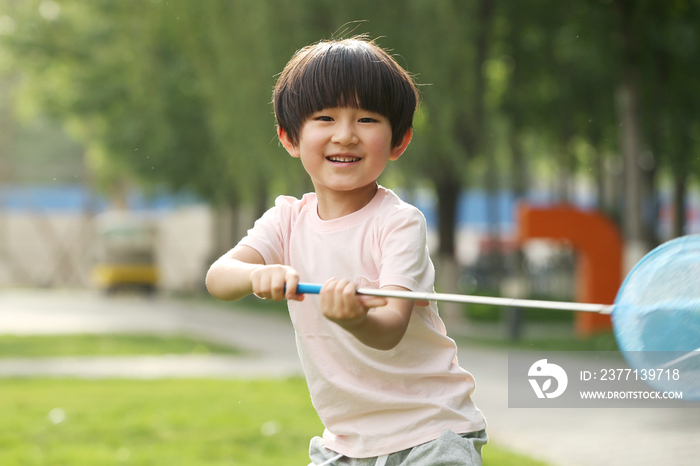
[{"xmin": 279, "ymin": 107, "xmax": 411, "ymax": 200}]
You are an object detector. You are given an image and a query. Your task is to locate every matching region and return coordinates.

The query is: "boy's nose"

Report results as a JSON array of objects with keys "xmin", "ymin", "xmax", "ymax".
[{"xmin": 331, "ymin": 122, "xmax": 359, "ymax": 146}]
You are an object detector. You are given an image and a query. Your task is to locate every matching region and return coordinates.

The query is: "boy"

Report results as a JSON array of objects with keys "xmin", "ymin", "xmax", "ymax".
[{"xmin": 206, "ymin": 37, "xmax": 487, "ymax": 466}]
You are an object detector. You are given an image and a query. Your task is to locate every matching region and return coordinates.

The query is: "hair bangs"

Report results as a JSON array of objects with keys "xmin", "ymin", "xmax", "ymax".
[{"xmin": 274, "ymin": 38, "xmax": 418, "ymax": 147}]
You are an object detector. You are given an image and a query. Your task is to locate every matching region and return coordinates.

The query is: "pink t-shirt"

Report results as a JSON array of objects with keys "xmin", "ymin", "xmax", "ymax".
[{"xmin": 239, "ymin": 186, "xmax": 486, "ymax": 458}]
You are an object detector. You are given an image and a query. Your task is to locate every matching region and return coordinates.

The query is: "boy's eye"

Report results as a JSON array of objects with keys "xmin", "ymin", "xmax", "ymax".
[
  {"xmin": 358, "ymin": 117, "xmax": 378, "ymax": 123},
  {"xmin": 314, "ymin": 116, "xmax": 333, "ymax": 122}
]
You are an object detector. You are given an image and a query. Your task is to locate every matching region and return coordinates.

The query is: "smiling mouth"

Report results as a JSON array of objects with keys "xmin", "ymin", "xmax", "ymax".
[{"xmin": 326, "ymin": 156, "xmax": 361, "ymax": 163}]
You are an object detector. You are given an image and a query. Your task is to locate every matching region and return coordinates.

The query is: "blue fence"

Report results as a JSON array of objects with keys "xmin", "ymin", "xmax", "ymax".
[{"xmin": 0, "ymin": 185, "xmax": 202, "ymax": 213}]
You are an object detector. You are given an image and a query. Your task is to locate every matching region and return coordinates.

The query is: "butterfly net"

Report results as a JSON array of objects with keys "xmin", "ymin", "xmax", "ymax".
[{"xmin": 613, "ymin": 235, "xmax": 700, "ymax": 399}]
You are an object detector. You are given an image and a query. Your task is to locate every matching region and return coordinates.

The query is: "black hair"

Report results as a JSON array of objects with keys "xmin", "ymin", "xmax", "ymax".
[{"xmin": 273, "ymin": 37, "xmax": 419, "ymax": 148}]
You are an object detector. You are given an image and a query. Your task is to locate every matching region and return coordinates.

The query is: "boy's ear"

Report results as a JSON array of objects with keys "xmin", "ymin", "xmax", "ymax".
[
  {"xmin": 278, "ymin": 127, "xmax": 300, "ymax": 158},
  {"xmin": 389, "ymin": 128, "xmax": 413, "ymax": 161}
]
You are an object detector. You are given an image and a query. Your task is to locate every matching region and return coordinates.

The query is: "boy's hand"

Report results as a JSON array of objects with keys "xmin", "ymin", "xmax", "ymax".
[
  {"xmin": 249, "ymin": 265, "xmax": 304, "ymax": 302},
  {"xmin": 320, "ymin": 279, "xmax": 388, "ymax": 326}
]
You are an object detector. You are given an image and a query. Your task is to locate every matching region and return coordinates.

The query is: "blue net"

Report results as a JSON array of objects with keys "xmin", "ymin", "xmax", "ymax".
[{"xmin": 613, "ymin": 235, "xmax": 700, "ymax": 399}]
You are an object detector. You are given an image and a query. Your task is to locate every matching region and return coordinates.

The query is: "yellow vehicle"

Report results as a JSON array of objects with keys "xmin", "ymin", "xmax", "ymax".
[{"xmin": 93, "ymin": 212, "xmax": 159, "ymax": 293}]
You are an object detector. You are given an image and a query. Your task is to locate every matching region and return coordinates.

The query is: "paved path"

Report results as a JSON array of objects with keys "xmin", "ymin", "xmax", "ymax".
[
  {"xmin": 1, "ymin": 289, "xmax": 699, "ymax": 465},
  {"xmin": 0, "ymin": 289, "xmax": 302, "ymax": 378}
]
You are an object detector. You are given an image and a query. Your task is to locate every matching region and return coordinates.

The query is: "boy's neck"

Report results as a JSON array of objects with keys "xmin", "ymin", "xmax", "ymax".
[{"xmin": 315, "ymin": 183, "xmax": 379, "ymax": 220}]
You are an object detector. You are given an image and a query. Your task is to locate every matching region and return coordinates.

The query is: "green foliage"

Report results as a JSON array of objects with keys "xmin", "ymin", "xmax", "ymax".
[
  {"xmin": 3, "ymin": 0, "xmax": 307, "ymax": 206},
  {"xmin": 465, "ymin": 303, "xmax": 574, "ymax": 324},
  {"xmin": 2, "ymin": 0, "xmax": 700, "ymax": 240},
  {"xmin": 5, "ymin": 115, "xmax": 84, "ymax": 183}
]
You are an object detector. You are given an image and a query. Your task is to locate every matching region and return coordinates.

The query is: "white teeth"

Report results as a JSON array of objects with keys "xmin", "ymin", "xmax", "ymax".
[{"xmin": 328, "ymin": 156, "xmax": 359, "ymax": 163}]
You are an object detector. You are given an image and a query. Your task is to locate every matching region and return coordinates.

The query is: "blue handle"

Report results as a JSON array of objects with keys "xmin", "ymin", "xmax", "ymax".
[{"xmin": 295, "ymin": 283, "xmax": 322, "ymax": 295}]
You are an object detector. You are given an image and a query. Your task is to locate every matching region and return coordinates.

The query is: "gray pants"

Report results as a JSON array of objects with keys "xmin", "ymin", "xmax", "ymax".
[{"xmin": 309, "ymin": 429, "xmax": 488, "ymax": 466}]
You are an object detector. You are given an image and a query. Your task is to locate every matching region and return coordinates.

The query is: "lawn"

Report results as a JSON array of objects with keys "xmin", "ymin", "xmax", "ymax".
[
  {"xmin": 0, "ymin": 378, "xmax": 319, "ymax": 465},
  {"xmin": 0, "ymin": 377, "xmax": 550, "ymax": 466},
  {"xmin": 0, "ymin": 334, "xmax": 239, "ymax": 358},
  {"xmin": 0, "ymin": 332, "xmax": 553, "ymax": 465}
]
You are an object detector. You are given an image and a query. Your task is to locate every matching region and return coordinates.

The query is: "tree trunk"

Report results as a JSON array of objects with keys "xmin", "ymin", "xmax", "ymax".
[
  {"xmin": 435, "ymin": 174, "xmax": 460, "ymax": 260},
  {"xmin": 0, "ymin": 74, "xmax": 17, "ymax": 272},
  {"xmin": 433, "ymin": 172, "xmax": 465, "ymax": 331},
  {"xmin": 617, "ymin": 81, "xmax": 648, "ymax": 272},
  {"xmin": 435, "ymin": 0, "xmax": 494, "ymax": 334},
  {"xmin": 0, "ymin": 74, "xmax": 17, "ymax": 184},
  {"xmin": 615, "ymin": 0, "xmax": 649, "ymax": 272},
  {"xmin": 594, "ymin": 145, "xmax": 606, "ymax": 211},
  {"xmin": 504, "ymin": 129, "xmax": 527, "ymax": 341},
  {"xmin": 207, "ymin": 191, "xmax": 241, "ymax": 270},
  {"xmin": 672, "ymin": 170, "xmax": 687, "ymax": 238}
]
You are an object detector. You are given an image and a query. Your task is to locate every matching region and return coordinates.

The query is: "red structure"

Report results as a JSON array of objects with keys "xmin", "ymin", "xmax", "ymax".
[{"xmin": 517, "ymin": 205, "xmax": 623, "ymax": 337}]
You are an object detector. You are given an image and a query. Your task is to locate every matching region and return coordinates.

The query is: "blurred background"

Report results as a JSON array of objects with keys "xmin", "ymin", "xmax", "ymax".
[
  {"xmin": 1, "ymin": 0, "xmax": 699, "ymax": 325},
  {"xmin": 2, "ymin": 2, "xmax": 700, "ymax": 465}
]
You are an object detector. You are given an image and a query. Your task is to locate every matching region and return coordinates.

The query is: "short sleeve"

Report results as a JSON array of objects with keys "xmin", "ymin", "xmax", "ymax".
[
  {"xmin": 237, "ymin": 196, "xmax": 295, "ymax": 265},
  {"xmin": 378, "ymin": 206, "xmax": 434, "ymax": 293}
]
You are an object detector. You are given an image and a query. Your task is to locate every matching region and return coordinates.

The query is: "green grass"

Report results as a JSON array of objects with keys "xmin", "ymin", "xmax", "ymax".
[
  {"xmin": 185, "ymin": 292, "xmax": 289, "ymax": 315},
  {"xmin": 459, "ymin": 332, "xmax": 619, "ymax": 352},
  {"xmin": 0, "ymin": 334, "xmax": 240, "ymax": 358},
  {"xmin": 465, "ymin": 302, "xmax": 575, "ymax": 323},
  {"xmin": 483, "ymin": 444, "xmax": 552, "ymax": 465},
  {"xmin": 0, "ymin": 378, "xmax": 320, "ymax": 466},
  {"xmin": 0, "ymin": 332, "xmax": 554, "ymax": 465},
  {"xmin": 0, "ymin": 377, "xmax": 552, "ymax": 466}
]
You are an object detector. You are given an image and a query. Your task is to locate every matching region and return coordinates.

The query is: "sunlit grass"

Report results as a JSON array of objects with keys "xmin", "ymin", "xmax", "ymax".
[
  {"xmin": 0, "ymin": 377, "xmax": 552, "ymax": 466},
  {"xmin": 483, "ymin": 444, "xmax": 553, "ymax": 465},
  {"xmin": 0, "ymin": 378, "xmax": 320, "ymax": 465},
  {"xmin": 0, "ymin": 330, "xmax": 555, "ymax": 465},
  {"xmin": 0, "ymin": 334, "xmax": 240, "ymax": 358}
]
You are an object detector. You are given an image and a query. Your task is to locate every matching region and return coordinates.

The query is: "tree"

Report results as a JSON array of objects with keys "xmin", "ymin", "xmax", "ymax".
[
  {"xmin": 3, "ymin": 0, "xmax": 313, "ymax": 246},
  {"xmin": 497, "ymin": 0, "xmax": 700, "ymax": 256},
  {"xmin": 6, "ymin": 0, "xmax": 700, "ymax": 283},
  {"xmin": 638, "ymin": 0, "xmax": 700, "ymax": 238},
  {"xmin": 4, "ymin": 1, "xmax": 217, "ymax": 202}
]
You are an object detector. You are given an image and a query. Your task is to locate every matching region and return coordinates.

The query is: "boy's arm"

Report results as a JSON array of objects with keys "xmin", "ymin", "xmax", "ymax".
[
  {"xmin": 205, "ymin": 245, "xmax": 302, "ymax": 302},
  {"xmin": 320, "ymin": 279, "xmax": 415, "ymax": 351}
]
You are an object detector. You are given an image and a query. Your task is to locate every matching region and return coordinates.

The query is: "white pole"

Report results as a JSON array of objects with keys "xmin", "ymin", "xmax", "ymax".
[{"xmin": 355, "ymin": 287, "xmax": 614, "ymax": 314}]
